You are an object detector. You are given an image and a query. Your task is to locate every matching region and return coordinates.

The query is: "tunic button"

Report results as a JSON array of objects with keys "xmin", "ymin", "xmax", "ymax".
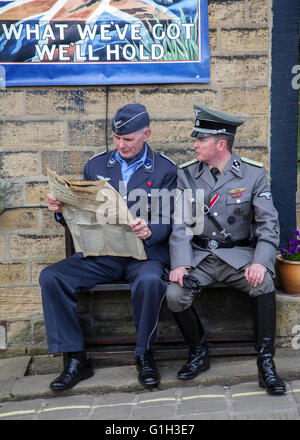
[{"xmin": 213, "ymin": 212, "xmax": 218, "ymax": 216}]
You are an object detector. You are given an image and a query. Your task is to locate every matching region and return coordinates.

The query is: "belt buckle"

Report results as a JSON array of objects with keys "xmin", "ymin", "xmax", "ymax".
[
  {"xmin": 201, "ymin": 205, "xmax": 210, "ymax": 215},
  {"xmin": 208, "ymin": 239, "xmax": 219, "ymax": 250}
]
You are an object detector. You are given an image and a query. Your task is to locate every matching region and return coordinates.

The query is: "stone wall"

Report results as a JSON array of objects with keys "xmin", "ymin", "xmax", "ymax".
[{"xmin": 0, "ymin": 0, "xmax": 273, "ymax": 355}]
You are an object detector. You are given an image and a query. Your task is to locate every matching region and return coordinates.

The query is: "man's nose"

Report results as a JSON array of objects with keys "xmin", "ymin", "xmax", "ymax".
[{"xmin": 118, "ymin": 138, "xmax": 126, "ymax": 148}]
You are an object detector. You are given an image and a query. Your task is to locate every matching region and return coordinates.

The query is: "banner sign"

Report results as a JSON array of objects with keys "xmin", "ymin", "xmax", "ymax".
[{"xmin": 0, "ymin": 0, "xmax": 210, "ymax": 86}]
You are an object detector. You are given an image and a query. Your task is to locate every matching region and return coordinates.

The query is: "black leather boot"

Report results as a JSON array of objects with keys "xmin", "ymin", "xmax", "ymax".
[
  {"xmin": 136, "ymin": 350, "xmax": 160, "ymax": 388},
  {"xmin": 254, "ymin": 292, "xmax": 286, "ymax": 395},
  {"xmin": 50, "ymin": 352, "xmax": 94, "ymax": 391},
  {"xmin": 173, "ymin": 306, "xmax": 210, "ymax": 380}
]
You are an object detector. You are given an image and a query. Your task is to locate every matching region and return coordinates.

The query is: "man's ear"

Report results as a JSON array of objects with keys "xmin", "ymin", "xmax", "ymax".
[
  {"xmin": 216, "ymin": 138, "xmax": 227, "ymax": 152},
  {"xmin": 143, "ymin": 128, "xmax": 152, "ymax": 142}
]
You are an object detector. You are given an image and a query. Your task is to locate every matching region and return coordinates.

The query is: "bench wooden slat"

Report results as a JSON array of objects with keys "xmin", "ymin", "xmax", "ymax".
[
  {"xmin": 85, "ymin": 282, "xmax": 228, "ymax": 292},
  {"xmin": 88, "ymin": 283, "xmax": 131, "ymax": 292},
  {"xmin": 86, "ymin": 342, "xmax": 256, "ymax": 360},
  {"xmin": 84, "ymin": 332, "xmax": 254, "ymax": 346}
]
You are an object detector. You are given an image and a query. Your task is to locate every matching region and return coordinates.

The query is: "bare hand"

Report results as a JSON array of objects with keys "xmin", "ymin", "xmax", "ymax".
[
  {"xmin": 46, "ymin": 193, "xmax": 64, "ymax": 213},
  {"xmin": 245, "ymin": 263, "xmax": 267, "ymax": 287},
  {"xmin": 131, "ymin": 218, "xmax": 152, "ymax": 240},
  {"xmin": 169, "ymin": 266, "xmax": 189, "ymax": 287}
]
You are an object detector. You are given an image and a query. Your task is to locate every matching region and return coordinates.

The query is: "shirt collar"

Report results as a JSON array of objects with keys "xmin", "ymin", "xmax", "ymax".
[{"xmin": 115, "ymin": 143, "xmax": 148, "ymax": 167}]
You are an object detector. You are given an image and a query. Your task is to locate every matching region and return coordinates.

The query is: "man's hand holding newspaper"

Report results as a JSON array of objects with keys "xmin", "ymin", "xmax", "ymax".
[{"xmin": 47, "ymin": 168, "xmax": 147, "ymax": 260}]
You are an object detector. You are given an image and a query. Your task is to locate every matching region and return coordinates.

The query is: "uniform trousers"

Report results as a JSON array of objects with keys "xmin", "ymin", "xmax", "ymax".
[
  {"xmin": 167, "ymin": 253, "xmax": 275, "ymax": 313},
  {"xmin": 39, "ymin": 253, "xmax": 166, "ymax": 356}
]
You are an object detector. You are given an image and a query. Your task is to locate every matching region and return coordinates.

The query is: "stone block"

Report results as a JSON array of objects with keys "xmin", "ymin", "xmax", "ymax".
[
  {"xmin": 139, "ymin": 87, "xmax": 218, "ymax": 118},
  {"xmin": 221, "ymin": 28, "xmax": 269, "ymax": 51},
  {"xmin": 211, "ymin": 55, "xmax": 269, "ymax": 83},
  {"xmin": 82, "ymin": 88, "xmax": 107, "ymax": 115},
  {"xmin": 68, "ymin": 119, "xmax": 106, "ymax": 147},
  {"xmin": 0, "ymin": 286, "xmax": 42, "ymax": 319},
  {"xmin": 248, "ymin": 0, "xmax": 270, "ymax": 24},
  {"xmin": 209, "ymin": 28, "xmax": 218, "ymax": 52},
  {"xmin": 9, "ymin": 233, "xmax": 65, "ymax": 261},
  {"xmin": 131, "ymin": 405, "xmax": 176, "ymax": 420},
  {"xmin": 41, "ymin": 150, "xmax": 94, "ymax": 176},
  {"xmin": 0, "ymin": 208, "xmax": 39, "ymax": 231},
  {"xmin": 107, "ymin": 87, "xmax": 137, "ymax": 117},
  {"xmin": 1, "ymin": 182, "xmax": 24, "ymax": 208},
  {"xmin": 0, "ymin": 262, "xmax": 29, "ymax": 284},
  {"xmin": 26, "ymin": 88, "xmax": 86, "ymax": 115},
  {"xmin": 26, "ymin": 87, "xmax": 118, "ymax": 116},
  {"xmin": 32, "ymin": 320, "xmax": 47, "ymax": 345},
  {"xmin": 0, "ymin": 322, "xmax": 6, "ymax": 349},
  {"xmin": 222, "ymin": 86, "xmax": 269, "ymax": 115},
  {"xmin": 208, "ymin": 0, "xmax": 245, "ymax": 25},
  {"xmin": 276, "ymin": 292, "xmax": 300, "ymax": 344},
  {"xmin": 0, "ymin": 235, "xmax": 6, "ymax": 258},
  {"xmin": 179, "ymin": 391, "xmax": 227, "ymax": 415},
  {"xmin": 31, "ymin": 263, "xmax": 51, "ymax": 284},
  {"xmin": 41, "ymin": 209, "xmax": 65, "ymax": 233},
  {"xmin": 0, "ymin": 120, "xmax": 65, "ymax": 148},
  {"xmin": 7, "ymin": 320, "xmax": 31, "ymax": 346},
  {"xmin": 235, "ymin": 115, "xmax": 268, "ymax": 146},
  {"xmin": 150, "ymin": 120, "xmax": 191, "ymax": 144},
  {"xmin": 25, "ymin": 182, "xmax": 49, "ymax": 205},
  {"xmin": 0, "ymin": 90, "xmax": 24, "ymax": 116},
  {"xmin": 0, "ymin": 152, "xmax": 38, "ymax": 178}
]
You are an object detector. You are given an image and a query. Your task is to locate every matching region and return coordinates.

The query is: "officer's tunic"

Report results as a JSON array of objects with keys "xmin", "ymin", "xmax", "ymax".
[
  {"xmin": 40, "ymin": 144, "xmax": 177, "ymax": 355},
  {"xmin": 167, "ymin": 152, "xmax": 279, "ymax": 312}
]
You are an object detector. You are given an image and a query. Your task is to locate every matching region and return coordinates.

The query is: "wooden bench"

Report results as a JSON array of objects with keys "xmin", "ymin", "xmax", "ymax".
[{"xmin": 64, "ymin": 227, "xmax": 255, "ymax": 359}]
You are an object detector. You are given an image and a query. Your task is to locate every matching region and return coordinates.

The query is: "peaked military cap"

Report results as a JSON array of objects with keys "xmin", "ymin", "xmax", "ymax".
[
  {"xmin": 191, "ymin": 105, "xmax": 244, "ymax": 138},
  {"xmin": 112, "ymin": 103, "xmax": 150, "ymax": 135}
]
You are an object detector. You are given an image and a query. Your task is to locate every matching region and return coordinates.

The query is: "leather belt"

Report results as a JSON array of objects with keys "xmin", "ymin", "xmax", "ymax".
[{"xmin": 192, "ymin": 236, "xmax": 250, "ymax": 250}]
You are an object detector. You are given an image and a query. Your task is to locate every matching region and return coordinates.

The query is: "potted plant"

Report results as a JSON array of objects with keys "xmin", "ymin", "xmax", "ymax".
[{"xmin": 276, "ymin": 229, "xmax": 300, "ymax": 294}]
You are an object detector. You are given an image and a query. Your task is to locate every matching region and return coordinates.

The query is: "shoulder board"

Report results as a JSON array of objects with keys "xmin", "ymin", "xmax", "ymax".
[
  {"xmin": 159, "ymin": 153, "xmax": 176, "ymax": 165},
  {"xmin": 179, "ymin": 158, "xmax": 198, "ymax": 169},
  {"xmin": 240, "ymin": 157, "xmax": 264, "ymax": 168},
  {"xmin": 88, "ymin": 150, "xmax": 108, "ymax": 161}
]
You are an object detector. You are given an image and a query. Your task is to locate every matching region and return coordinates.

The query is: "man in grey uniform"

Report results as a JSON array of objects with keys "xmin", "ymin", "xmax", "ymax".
[{"xmin": 166, "ymin": 104, "xmax": 286, "ymax": 395}]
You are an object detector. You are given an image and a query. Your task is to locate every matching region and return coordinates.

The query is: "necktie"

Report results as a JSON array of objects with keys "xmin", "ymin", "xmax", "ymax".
[{"xmin": 211, "ymin": 167, "xmax": 219, "ymax": 182}]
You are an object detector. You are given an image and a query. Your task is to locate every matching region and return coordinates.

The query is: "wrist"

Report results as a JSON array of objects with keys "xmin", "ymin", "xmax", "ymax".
[{"xmin": 146, "ymin": 226, "xmax": 152, "ymax": 239}]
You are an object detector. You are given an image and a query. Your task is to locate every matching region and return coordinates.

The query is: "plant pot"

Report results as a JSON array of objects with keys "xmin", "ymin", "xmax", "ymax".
[{"xmin": 276, "ymin": 254, "xmax": 300, "ymax": 295}]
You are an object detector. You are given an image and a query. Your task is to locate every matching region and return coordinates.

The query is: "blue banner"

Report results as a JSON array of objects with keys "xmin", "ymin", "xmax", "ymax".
[{"xmin": 0, "ymin": 0, "xmax": 210, "ymax": 86}]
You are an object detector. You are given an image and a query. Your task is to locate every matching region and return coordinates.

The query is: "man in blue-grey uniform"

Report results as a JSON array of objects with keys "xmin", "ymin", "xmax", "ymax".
[
  {"xmin": 40, "ymin": 103, "xmax": 177, "ymax": 391},
  {"xmin": 166, "ymin": 104, "xmax": 286, "ymax": 395}
]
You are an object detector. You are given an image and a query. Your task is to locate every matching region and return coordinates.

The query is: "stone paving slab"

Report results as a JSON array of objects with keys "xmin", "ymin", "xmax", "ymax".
[
  {"xmin": 1, "ymin": 382, "xmax": 300, "ymax": 420},
  {"xmin": 0, "ymin": 351, "xmax": 300, "ymax": 420},
  {"xmin": 1, "ymin": 351, "xmax": 300, "ymax": 403},
  {"xmin": 0, "ymin": 356, "xmax": 31, "ymax": 402}
]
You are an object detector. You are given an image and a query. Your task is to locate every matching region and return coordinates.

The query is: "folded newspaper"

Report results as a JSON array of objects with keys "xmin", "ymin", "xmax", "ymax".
[{"xmin": 47, "ymin": 168, "xmax": 147, "ymax": 260}]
